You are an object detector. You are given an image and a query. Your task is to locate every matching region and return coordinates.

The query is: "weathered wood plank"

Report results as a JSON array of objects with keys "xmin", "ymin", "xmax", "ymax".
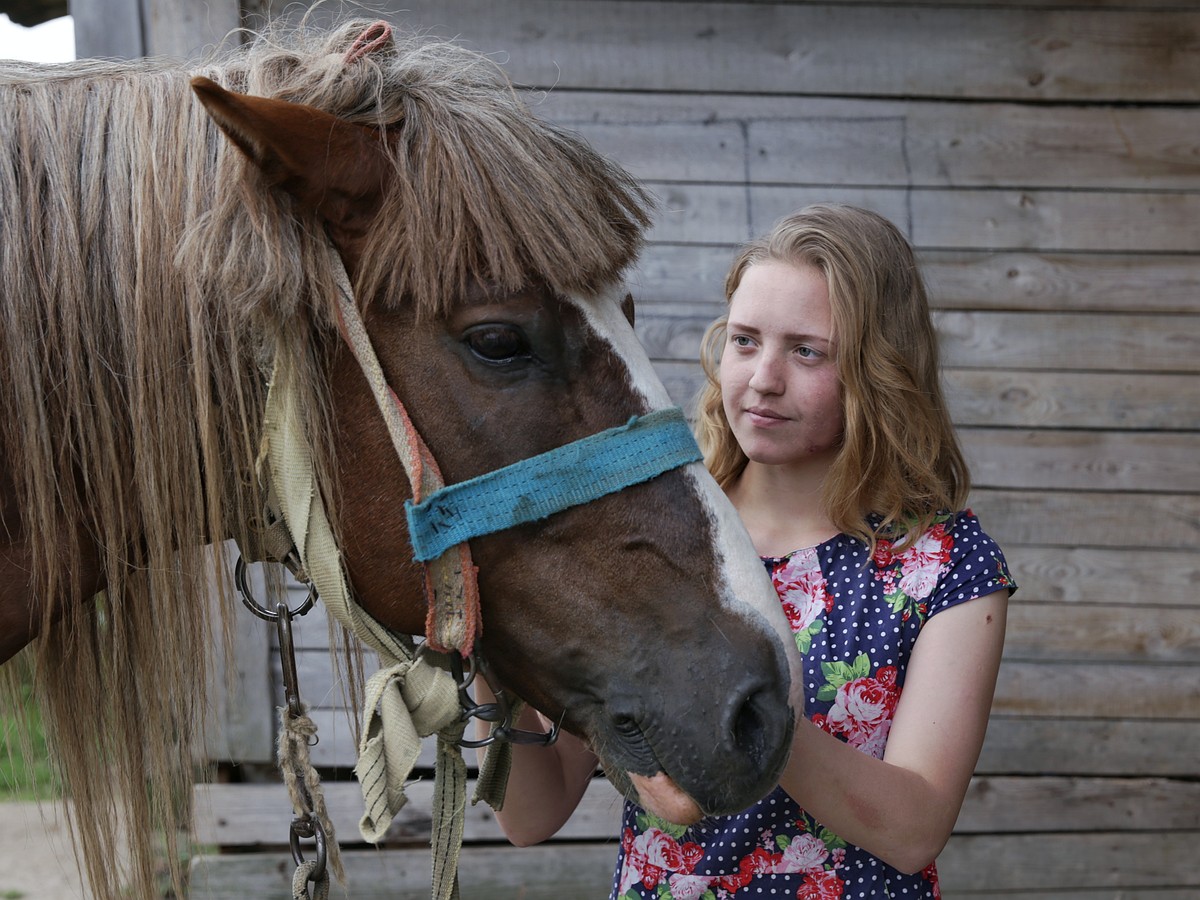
[
  {"xmin": 189, "ymin": 843, "xmax": 619, "ymax": 898},
  {"xmin": 830, "ymin": 0, "xmax": 1198, "ymax": 8},
  {"xmin": 1004, "ymin": 603, "xmax": 1200, "ymax": 664},
  {"xmin": 926, "ymin": 310, "xmax": 1197, "ymax": 372},
  {"xmin": 71, "ymin": 0, "xmax": 143, "ymax": 58},
  {"xmin": 993, "ymin": 660, "xmax": 1200, "ymax": 719},
  {"xmin": 304, "ymin": 706, "xmax": 366, "ymax": 768},
  {"xmin": 1004, "ymin": 545, "xmax": 1199, "ymax": 608},
  {"xmin": 189, "ymin": 831, "xmax": 1200, "ymax": 896},
  {"xmin": 194, "ymin": 776, "xmax": 622, "ymax": 847},
  {"xmin": 983, "ymin": 718, "xmax": 1194, "ymax": 776},
  {"xmin": 956, "ymin": 775, "xmax": 1200, "ymax": 833},
  {"xmin": 910, "ymin": 188, "xmax": 1200, "ymax": 253},
  {"xmin": 141, "ymin": 0, "xmax": 241, "ymax": 59},
  {"xmin": 967, "ymin": 489, "xmax": 1200, "ymax": 552},
  {"xmin": 204, "ymin": 548, "xmax": 276, "ymax": 763},
  {"xmin": 943, "ymin": 370, "xmax": 1200, "ymax": 430},
  {"xmin": 649, "ymin": 180, "xmax": 1200, "ymax": 259},
  {"xmin": 195, "ymin": 773, "xmax": 1200, "ymax": 848},
  {"xmin": 960, "ymin": 429, "xmax": 1200, "ymax": 493},
  {"xmin": 919, "ymin": 250, "xmax": 1200, "ymax": 314},
  {"xmin": 544, "ymin": 93, "xmax": 1200, "ymax": 191},
  {"xmin": 632, "ymin": 245, "xmax": 1200, "ymax": 314},
  {"xmin": 752, "ymin": 105, "xmax": 1200, "ymax": 191},
  {"xmin": 646, "ymin": 183, "xmax": 753, "ymax": 245},
  {"xmin": 368, "ymin": 1, "xmax": 1200, "ymax": 103},
  {"xmin": 938, "ymin": 831, "xmax": 1200, "ymax": 891},
  {"xmin": 741, "ymin": 185, "xmax": 1200, "ymax": 252}
]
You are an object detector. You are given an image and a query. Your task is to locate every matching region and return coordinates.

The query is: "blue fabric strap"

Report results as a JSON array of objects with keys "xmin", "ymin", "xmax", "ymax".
[{"xmin": 405, "ymin": 406, "xmax": 701, "ymax": 562}]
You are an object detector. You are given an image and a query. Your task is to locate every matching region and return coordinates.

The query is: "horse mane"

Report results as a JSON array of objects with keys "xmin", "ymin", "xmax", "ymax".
[{"xmin": 0, "ymin": 18, "xmax": 649, "ymax": 898}]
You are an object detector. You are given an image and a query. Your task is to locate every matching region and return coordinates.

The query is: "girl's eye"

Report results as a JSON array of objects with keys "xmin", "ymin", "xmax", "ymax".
[
  {"xmin": 796, "ymin": 346, "xmax": 818, "ymax": 359},
  {"xmin": 730, "ymin": 335, "xmax": 753, "ymax": 348},
  {"xmin": 464, "ymin": 325, "xmax": 530, "ymax": 362}
]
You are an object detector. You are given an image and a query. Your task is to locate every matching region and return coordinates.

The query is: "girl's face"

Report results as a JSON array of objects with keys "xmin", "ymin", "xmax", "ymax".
[{"xmin": 720, "ymin": 260, "xmax": 844, "ymax": 472}]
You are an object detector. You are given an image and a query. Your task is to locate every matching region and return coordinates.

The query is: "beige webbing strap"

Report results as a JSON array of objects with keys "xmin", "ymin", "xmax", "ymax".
[
  {"xmin": 354, "ymin": 652, "xmax": 462, "ymax": 841},
  {"xmin": 431, "ymin": 728, "xmax": 469, "ymax": 900}
]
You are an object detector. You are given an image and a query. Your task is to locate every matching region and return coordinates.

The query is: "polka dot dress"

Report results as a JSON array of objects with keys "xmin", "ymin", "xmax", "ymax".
[{"xmin": 611, "ymin": 510, "xmax": 1015, "ymax": 900}]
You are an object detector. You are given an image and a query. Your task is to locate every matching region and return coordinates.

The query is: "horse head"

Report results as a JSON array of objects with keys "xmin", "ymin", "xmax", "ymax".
[{"xmin": 192, "ymin": 53, "xmax": 802, "ymax": 824}]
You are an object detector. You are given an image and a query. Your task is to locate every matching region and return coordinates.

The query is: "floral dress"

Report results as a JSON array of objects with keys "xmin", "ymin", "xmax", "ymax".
[{"xmin": 611, "ymin": 510, "xmax": 1014, "ymax": 900}]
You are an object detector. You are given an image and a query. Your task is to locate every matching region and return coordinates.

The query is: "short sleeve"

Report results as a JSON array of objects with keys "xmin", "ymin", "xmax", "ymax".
[{"xmin": 927, "ymin": 510, "xmax": 1016, "ymax": 619}]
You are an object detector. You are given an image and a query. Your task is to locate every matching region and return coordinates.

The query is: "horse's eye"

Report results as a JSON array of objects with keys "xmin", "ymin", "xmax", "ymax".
[{"xmin": 464, "ymin": 324, "xmax": 530, "ymax": 363}]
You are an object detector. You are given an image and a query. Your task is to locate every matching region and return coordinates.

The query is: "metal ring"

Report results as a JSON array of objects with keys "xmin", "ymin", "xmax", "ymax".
[
  {"xmin": 235, "ymin": 555, "xmax": 318, "ymax": 621},
  {"xmin": 444, "ymin": 647, "xmax": 478, "ymax": 691},
  {"xmin": 290, "ymin": 816, "xmax": 327, "ymax": 883}
]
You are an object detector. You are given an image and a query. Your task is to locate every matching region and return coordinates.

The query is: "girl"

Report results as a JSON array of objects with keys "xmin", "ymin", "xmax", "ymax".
[{"xmin": 482, "ymin": 204, "xmax": 1013, "ymax": 900}]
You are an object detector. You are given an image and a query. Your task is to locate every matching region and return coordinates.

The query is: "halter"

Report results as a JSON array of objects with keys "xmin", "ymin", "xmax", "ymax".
[
  {"xmin": 251, "ymin": 24, "xmax": 705, "ymax": 897},
  {"xmin": 251, "ymin": 242, "xmax": 702, "ymax": 900},
  {"xmin": 329, "ymin": 257, "xmax": 702, "ymax": 652}
]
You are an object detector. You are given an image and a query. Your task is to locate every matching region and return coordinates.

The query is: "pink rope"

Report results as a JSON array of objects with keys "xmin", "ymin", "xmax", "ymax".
[{"xmin": 344, "ymin": 21, "xmax": 393, "ymax": 64}]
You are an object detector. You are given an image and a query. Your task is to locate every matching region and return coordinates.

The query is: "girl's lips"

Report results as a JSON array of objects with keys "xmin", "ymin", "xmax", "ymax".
[{"xmin": 746, "ymin": 407, "xmax": 788, "ymax": 426}]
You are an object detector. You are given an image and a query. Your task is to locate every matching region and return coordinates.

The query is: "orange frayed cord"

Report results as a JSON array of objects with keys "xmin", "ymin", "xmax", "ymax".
[{"xmin": 345, "ymin": 21, "xmax": 393, "ymax": 63}]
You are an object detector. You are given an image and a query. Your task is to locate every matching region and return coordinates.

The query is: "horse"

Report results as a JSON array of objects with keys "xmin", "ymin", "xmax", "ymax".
[{"xmin": 0, "ymin": 19, "xmax": 802, "ymax": 898}]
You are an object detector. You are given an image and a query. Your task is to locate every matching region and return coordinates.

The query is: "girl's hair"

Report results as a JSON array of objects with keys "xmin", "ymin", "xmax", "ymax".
[{"xmin": 695, "ymin": 203, "xmax": 970, "ymax": 551}]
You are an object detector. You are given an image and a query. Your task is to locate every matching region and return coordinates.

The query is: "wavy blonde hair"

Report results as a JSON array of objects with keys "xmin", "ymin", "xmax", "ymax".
[{"xmin": 696, "ymin": 204, "xmax": 969, "ymax": 551}]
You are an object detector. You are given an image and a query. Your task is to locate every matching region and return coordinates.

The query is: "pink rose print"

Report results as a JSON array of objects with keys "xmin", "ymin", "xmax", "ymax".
[
  {"xmin": 776, "ymin": 832, "xmax": 828, "ymax": 873},
  {"xmin": 742, "ymin": 847, "xmax": 779, "ymax": 877},
  {"xmin": 825, "ymin": 666, "xmax": 900, "ymax": 754},
  {"xmin": 773, "ymin": 549, "xmax": 833, "ymax": 652},
  {"xmin": 855, "ymin": 719, "xmax": 892, "ymax": 759},
  {"xmin": 796, "ymin": 870, "xmax": 845, "ymax": 900},
  {"xmin": 718, "ymin": 847, "xmax": 778, "ymax": 893},
  {"xmin": 617, "ymin": 828, "xmax": 669, "ymax": 893},
  {"xmin": 668, "ymin": 873, "xmax": 717, "ymax": 900},
  {"xmin": 662, "ymin": 839, "xmax": 704, "ymax": 873},
  {"xmin": 895, "ymin": 524, "xmax": 952, "ymax": 601},
  {"xmin": 619, "ymin": 826, "xmax": 706, "ymax": 895}
]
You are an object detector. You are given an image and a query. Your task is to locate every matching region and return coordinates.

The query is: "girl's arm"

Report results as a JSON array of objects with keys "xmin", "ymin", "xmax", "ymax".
[
  {"xmin": 779, "ymin": 588, "xmax": 1009, "ymax": 874},
  {"xmin": 473, "ymin": 681, "xmax": 600, "ymax": 847}
]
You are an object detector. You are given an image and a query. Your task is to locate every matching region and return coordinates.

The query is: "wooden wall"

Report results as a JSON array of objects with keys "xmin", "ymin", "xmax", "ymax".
[{"xmin": 78, "ymin": 1, "xmax": 1196, "ymax": 897}]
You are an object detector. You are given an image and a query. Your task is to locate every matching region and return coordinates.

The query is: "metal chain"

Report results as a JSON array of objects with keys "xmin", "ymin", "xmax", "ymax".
[{"xmin": 235, "ymin": 556, "xmax": 334, "ymax": 895}]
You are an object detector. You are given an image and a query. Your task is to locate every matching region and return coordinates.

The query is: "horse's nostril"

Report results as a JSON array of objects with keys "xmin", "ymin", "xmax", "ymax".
[
  {"xmin": 613, "ymin": 714, "xmax": 643, "ymax": 741},
  {"xmin": 730, "ymin": 689, "xmax": 770, "ymax": 766}
]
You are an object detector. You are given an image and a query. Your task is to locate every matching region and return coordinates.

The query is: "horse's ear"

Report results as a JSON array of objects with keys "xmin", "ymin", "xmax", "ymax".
[{"xmin": 190, "ymin": 76, "xmax": 390, "ymax": 239}]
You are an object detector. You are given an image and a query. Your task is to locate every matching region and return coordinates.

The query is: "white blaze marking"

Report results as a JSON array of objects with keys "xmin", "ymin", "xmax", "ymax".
[{"xmin": 569, "ymin": 285, "xmax": 806, "ymax": 711}]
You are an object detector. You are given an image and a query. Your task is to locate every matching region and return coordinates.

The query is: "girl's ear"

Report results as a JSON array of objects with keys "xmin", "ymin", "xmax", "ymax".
[{"xmin": 191, "ymin": 75, "xmax": 391, "ymax": 241}]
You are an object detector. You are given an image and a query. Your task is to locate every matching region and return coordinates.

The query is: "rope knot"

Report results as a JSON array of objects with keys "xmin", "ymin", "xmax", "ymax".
[{"xmin": 355, "ymin": 653, "xmax": 462, "ymax": 842}]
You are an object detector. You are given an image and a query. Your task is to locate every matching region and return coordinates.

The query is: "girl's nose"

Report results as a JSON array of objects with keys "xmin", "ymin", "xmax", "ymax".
[{"xmin": 747, "ymin": 352, "xmax": 784, "ymax": 394}]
